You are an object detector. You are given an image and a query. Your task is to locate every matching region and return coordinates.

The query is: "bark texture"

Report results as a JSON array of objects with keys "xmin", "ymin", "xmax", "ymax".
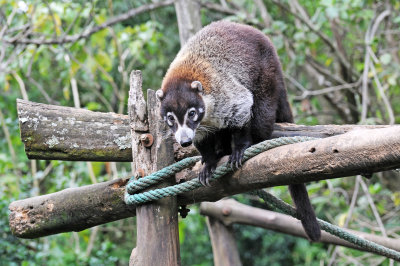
[
  {"xmin": 17, "ymin": 98, "xmax": 393, "ymax": 162},
  {"xmin": 17, "ymin": 99, "xmax": 131, "ymax": 162},
  {"xmin": 129, "ymin": 71, "xmax": 180, "ymax": 266},
  {"xmin": 8, "ymin": 178, "xmax": 134, "ymax": 238},
  {"xmin": 9, "ymin": 126, "xmax": 400, "ymax": 238}
]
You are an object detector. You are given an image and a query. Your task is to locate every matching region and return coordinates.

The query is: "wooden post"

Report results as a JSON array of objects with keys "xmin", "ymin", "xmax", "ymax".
[
  {"xmin": 206, "ymin": 216, "xmax": 242, "ymax": 266},
  {"xmin": 128, "ymin": 70, "xmax": 180, "ymax": 265}
]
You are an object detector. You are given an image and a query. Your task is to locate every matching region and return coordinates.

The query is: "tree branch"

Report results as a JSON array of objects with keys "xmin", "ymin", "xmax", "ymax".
[
  {"xmin": 17, "ymin": 99, "xmax": 395, "ymax": 162},
  {"xmin": 271, "ymin": 0, "xmax": 357, "ymax": 77},
  {"xmin": 3, "ymin": 0, "xmax": 174, "ymax": 45},
  {"xmin": 9, "ymin": 126, "xmax": 400, "ymax": 238},
  {"xmin": 200, "ymin": 199, "xmax": 400, "ymax": 253}
]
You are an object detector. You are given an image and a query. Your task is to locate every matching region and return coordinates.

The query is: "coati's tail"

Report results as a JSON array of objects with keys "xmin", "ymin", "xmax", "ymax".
[{"xmin": 289, "ymin": 184, "xmax": 321, "ymax": 241}]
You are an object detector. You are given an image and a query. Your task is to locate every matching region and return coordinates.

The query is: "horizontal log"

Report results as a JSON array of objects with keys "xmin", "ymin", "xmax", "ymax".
[
  {"xmin": 17, "ymin": 99, "xmax": 393, "ymax": 161},
  {"xmin": 200, "ymin": 199, "xmax": 400, "ymax": 253},
  {"xmin": 9, "ymin": 178, "xmax": 135, "ymax": 238},
  {"xmin": 17, "ymin": 99, "xmax": 132, "ymax": 162},
  {"xmin": 9, "ymin": 127, "xmax": 400, "ymax": 238}
]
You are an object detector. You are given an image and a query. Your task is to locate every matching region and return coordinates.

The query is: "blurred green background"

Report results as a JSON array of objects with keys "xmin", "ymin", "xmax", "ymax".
[{"xmin": 1, "ymin": 0, "xmax": 400, "ymax": 265}]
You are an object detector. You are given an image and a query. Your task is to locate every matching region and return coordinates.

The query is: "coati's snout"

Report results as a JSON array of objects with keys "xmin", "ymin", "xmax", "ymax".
[{"xmin": 157, "ymin": 80, "xmax": 205, "ymax": 147}]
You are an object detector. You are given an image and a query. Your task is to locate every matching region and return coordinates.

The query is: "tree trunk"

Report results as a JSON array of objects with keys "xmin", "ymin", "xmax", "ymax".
[{"xmin": 174, "ymin": 0, "xmax": 202, "ymax": 46}]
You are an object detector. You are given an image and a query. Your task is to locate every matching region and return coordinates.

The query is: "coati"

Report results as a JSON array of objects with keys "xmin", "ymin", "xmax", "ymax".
[{"xmin": 157, "ymin": 21, "xmax": 321, "ymax": 241}]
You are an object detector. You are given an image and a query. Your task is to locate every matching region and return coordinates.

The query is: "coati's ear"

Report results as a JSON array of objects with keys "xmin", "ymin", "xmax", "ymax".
[
  {"xmin": 191, "ymin": 81, "xmax": 203, "ymax": 94},
  {"xmin": 156, "ymin": 89, "xmax": 164, "ymax": 100}
]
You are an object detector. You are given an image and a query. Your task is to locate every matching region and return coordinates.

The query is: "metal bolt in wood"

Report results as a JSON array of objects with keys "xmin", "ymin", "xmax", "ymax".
[
  {"xmin": 140, "ymin": 134, "xmax": 154, "ymax": 147},
  {"xmin": 136, "ymin": 168, "xmax": 145, "ymax": 179}
]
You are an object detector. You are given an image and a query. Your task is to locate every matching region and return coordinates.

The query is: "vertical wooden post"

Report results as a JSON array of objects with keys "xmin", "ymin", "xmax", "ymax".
[
  {"xmin": 206, "ymin": 216, "xmax": 242, "ymax": 266},
  {"xmin": 129, "ymin": 70, "xmax": 180, "ymax": 265}
]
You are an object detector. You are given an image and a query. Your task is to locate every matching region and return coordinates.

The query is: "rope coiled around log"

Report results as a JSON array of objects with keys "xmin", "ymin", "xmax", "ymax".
[{"xmin": 124, "ymin": 136, "xmax": 400, "ymax": 261}]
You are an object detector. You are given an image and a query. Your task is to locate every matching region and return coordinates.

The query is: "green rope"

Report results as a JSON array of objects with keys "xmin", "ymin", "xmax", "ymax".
[
  {"xmin": 125, "ymin": 136, "xmax": 316, "ymax": 205},
  {"xmin": 124, "ymin": 135, "xmax": 400, "ymax": 261},
  {"xmin": 252, "ymin": 190, "xmax": 400, "ymax": 261}
]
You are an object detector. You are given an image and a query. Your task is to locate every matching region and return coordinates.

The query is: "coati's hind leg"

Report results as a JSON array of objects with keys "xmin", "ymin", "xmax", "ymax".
[{"xmin": 229, "ymin": 124, "xmax": 252, "ymax": 168}]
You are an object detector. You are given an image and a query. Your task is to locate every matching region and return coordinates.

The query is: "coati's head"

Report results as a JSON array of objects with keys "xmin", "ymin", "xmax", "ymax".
[{"xmin": 157, "ymin": 80, "xmax": 205, "ymax": 147}]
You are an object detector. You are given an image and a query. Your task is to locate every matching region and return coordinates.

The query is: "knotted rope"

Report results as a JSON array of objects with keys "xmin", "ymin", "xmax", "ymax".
[{"xmin": 124, "ymin": 136, "xmax": 400, "ymax": 261}]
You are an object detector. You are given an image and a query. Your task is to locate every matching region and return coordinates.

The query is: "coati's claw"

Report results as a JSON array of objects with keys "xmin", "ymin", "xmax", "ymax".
[
  {"xmin": 229, "ymin": 148, "xmax": 245, "ymax": 169},
  {"xmin": 198, "ymin": 163, "xmax": 215, "ymax": 187}
]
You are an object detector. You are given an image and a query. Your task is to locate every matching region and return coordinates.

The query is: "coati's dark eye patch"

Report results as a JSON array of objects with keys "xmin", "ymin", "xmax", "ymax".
[
  {"xmin": 188, "ymin": 110, "xmax": 196, "ymax": 118},
  {"xmin": 187, "ymin": 108, "xmax": 199, "ymax": 122},
  {"xmin": 166, "ymin": 112, "xmax": 177, "ymax": 127}
]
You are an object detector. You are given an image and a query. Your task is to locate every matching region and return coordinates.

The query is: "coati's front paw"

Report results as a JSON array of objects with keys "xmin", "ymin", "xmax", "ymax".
[
  {"xmin": 198, "ymin": 163, "xmax": 216, "ymax": 187},
  {"xmin": 228, "ymin": 146, "xmax": 246, "ymax": 169}
]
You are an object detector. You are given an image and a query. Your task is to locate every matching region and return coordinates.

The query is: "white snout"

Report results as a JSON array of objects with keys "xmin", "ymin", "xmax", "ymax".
[{"xmin": 175, "ymin": 125, "xmax": 194, "ymax": 145}]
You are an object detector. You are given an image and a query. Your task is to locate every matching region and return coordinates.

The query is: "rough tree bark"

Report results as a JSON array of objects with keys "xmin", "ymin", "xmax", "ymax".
[
  {"xmin": 128, "ymin": 71, "xmax": 180, "ymax": 265},
  {"xmin": 17, "ymin": 99, "xmax": 394, "ymax": 162},
  {"xmin": 9, "ymin": 126, "xmax": 400, "ymax": 238},
  {"xmin": 17, "ymin": 99, "xmax": 132, "ymax": 162},
  {"xmin": 200, "ymin": 199, "xmax": 400, "ymax": 253},
  {"xmin": 8, "ymin": 178, "xmax": 134, "ymax": 238}
]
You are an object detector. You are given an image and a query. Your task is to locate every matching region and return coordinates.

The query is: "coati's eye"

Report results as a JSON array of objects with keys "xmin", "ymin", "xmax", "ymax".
[
  {"xmin": 167, "ymin": 115, "xmax": 175, "ymax": 122},
  {"xmin": 188, "ymin": 110, "xmax": 196, "ymax": 118}
]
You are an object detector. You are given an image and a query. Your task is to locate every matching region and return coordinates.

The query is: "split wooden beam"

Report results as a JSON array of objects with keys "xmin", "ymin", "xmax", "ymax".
[
  {"xmin": 9, "ymin": 126, "xmax": 400, "ymax": 238},
  {"xmin": 128, "ymin": 71, "xmax": 180, "ymax": 265},
  {"xmin": 200, "ymin": 199, "xmax": 400, "ymax": 254},
  {"xmin": 17, "ymin": 98, "xmax": 393, "ymax": 162}
]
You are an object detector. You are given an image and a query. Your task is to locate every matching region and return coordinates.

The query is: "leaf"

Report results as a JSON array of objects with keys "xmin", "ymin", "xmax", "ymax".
[
  {"xmin": 86, "ymin": 102, "xmax": 101, "ymax": 111},
  {"xmin": 326, "ymin": 7, "xmax": 339, "ymax": 18},
  {"xmin": 392, "ymin": 192, "xmax": 400, "ymax": 206},
  {"xmin": 63, "ymin": 86, "xmax": 70, "ymax": 100},
  {"xmin": 388, "ymin": 74, "xmax": 397, "ymax": 86},
  {"xmin": 95, "ymin": 51, "xmax": 112, "ymax": 71},
  {"xmin": 379, "ymin": 53, "xmax": 391, "ymax": 65},
  {"xmin": 337, "ymin": 213, "xmax": 347, "ymax": 227},
  {"xmin": 368, "ymin": 183, "xmax": 381, "ymax": 194},
  {"xmin": 325, "ymin": 58, "xmax": 333, "ymax": 66}
]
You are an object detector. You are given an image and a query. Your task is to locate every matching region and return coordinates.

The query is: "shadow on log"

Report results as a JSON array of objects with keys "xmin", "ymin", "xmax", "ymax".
[{"xmin": 9, "ymin": 126, "xmax": 400, "ymax": 238}]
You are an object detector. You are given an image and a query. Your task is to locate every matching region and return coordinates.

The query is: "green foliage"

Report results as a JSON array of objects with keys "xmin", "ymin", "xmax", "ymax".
[{"xmin": 1, "ymin": 0, "xmax": 400, "ymax": 265}]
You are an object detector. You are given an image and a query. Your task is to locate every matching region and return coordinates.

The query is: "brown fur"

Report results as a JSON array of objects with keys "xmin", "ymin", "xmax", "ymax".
[{"xmin": 159, "ymin": 20, "xmax": 320, "ymax": 241}]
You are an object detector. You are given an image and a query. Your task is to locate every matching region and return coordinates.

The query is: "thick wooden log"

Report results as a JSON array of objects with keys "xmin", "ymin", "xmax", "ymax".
[
  {"xmin": 17, "ymin": 99, "xmax": 393, "ymax": 162},
  {"xmin": 8, "ymin": 178, "xmax": 134, "ymax": 238},
  {"xmin": 17, "ymin": 99, "xmax": 132, "ymax": 162},
  {"xmin": 130, "ymin": 73, "xmax": 180, "ymax": 266},
  {"xmin": 206, "ymin": 216, "xmax": 242, "ymax": 266},
  {"xmin": 9, "ymin": 127, "xmax": 400, "ymax": 238},
  {"xmin": 200, "ymin": 199, "xmax": 400, "ymax": 253}
]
